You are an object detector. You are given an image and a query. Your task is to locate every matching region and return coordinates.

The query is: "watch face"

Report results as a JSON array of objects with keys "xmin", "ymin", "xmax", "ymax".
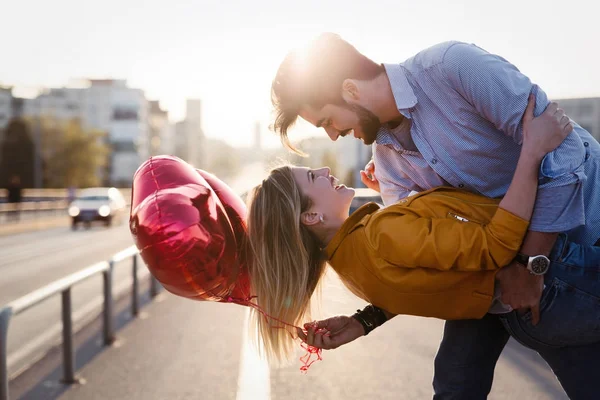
[{"xmin": 530, "ymin": 257, "xmax": 550, "ymax": 274}]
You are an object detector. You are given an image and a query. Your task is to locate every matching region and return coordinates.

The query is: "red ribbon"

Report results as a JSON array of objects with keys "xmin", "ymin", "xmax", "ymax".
[{"xmin": 226, "ymin": 295, "xmax": 323, "ymax": 373}]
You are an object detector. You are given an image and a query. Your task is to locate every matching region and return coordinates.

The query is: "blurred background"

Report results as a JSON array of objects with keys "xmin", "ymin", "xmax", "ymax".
[{"xmin": 0, "ymin": 1, "xmax": 598, "ymax": 399}]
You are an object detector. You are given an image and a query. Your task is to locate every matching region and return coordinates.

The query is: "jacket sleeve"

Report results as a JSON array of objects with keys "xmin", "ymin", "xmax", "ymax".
[{"xmin": 365, "ymin": 208, "xmax": 529, "ymax": 271}]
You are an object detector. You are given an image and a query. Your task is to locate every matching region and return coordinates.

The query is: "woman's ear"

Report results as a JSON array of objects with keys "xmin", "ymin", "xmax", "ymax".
[
  {"xmin": 341, "ymin": 79, "xmax": 360, "ymax": 103},
  {"xmin": 301, "ymin": 211, "xmax": 321, "ymax": 227}
]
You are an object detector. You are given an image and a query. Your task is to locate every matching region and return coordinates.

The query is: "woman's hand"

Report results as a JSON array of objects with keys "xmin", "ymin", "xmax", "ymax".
[
  {"xmin": 360, "ymin": 159, "xmax": 380, "ymax": 192},
  {"xmin": 522, "ymin": 95, "xmax": 573, "ymax": 159},
  {"xmin": 297, "ymin": 315, "xmax": 365, "ymax": 350}
]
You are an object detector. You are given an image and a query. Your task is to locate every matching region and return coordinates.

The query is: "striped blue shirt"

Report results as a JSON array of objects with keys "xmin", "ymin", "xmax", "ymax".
[{"xmin": 374, "ymin": 41, "xmax": 600, "ymax": 246}]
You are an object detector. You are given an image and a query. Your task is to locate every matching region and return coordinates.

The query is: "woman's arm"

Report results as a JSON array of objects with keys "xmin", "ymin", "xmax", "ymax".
[
  {"xmin": 369, "ymin": 96, "xmax": 574, "ymax": 271},
  {"xmin": 497, "ymin": 96, "xmax": 573, "ymax": 221}
]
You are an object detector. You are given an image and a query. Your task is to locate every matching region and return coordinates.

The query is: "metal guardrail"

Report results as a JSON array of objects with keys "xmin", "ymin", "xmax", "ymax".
[
  {"xmin": 0, "ymin": 201, "xmax": 68, "ymax": 213},
  {"xmin": 0, "ymin": 245, "xmax": 160, "ymax": 400},
  {"xmin": 0, "ymin": 188, "xmax": 133, "ymax": 200}
]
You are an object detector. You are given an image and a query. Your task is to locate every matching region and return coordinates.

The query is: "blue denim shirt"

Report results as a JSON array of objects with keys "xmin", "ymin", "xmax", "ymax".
[{"xmin": 374, "ymin": 41, "xmax": 600, "ymax": 246}]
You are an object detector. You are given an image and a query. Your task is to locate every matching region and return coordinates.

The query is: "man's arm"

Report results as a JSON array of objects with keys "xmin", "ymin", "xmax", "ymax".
[
  {"xmin": 496, "ymin": 231, "xmax": 557, "ymax": 325},
  {"xmin": 442, "ymin": 42, "xmax": 587, "ymax": 186}
]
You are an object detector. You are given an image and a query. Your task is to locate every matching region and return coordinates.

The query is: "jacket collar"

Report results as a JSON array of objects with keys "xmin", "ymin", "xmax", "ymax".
[{"xmin": 325, "ymin": 203, "xmax": 381, "ymax": 260}]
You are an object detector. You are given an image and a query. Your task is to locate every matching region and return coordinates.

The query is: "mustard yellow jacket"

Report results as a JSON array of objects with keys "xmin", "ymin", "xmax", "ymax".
[{"xmin": 324, "ymin": 187, "xmax": 529, "ymax": 320}]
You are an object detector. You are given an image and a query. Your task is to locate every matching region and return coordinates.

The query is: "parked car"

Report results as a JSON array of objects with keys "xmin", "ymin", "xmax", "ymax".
[
  {"xmin": 68, "ymin": 187, "xmax": 127, "ymax": 229},
  {"xmin": 349, "ymin": 188, "xmax": 383, "ymax": 215}
]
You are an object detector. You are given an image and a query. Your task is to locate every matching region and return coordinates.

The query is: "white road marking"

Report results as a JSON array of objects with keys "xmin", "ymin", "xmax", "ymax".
[{"xmin": 236, "ymin": 308, "xmax": 271, "ymax": 400}]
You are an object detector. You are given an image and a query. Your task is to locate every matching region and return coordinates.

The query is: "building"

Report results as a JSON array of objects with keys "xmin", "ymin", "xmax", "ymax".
[
  {"xmin": 19, "ymin": 79, "xmax": 150, "ymax": 186},
  {"xmin": 87, "ymin": 80, "xmax": 149, "ymax": 186},
  {"xmin": 148, "ymin": 101, "xmax": 173, "ymax": 156},
  {"xmin": 554, "ymin": 97, "xmax": 600, "ymax": 141},
  {"xmin": 0, "ymin": 86, "xmax": 13, "ymax": 130},
  {"xmin": 173, "ymin": 99, "xmax": 206, "ymax": 169}
]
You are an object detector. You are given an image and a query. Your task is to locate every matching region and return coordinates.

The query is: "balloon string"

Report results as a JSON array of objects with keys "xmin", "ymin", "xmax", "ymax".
[{"xmin": 226, "ymin": 295, "xmax": 323, "ymax": 373}]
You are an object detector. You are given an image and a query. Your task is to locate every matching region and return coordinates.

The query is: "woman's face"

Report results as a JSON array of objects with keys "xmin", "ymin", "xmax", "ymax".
[{"xmin": 291, "ymin": 166, "xmax": 355, "ymax": 222}]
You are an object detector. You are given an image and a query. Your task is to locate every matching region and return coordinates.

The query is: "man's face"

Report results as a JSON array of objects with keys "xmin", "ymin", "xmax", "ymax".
[{"xmin": 299, "ymin": 103, "xmax": 381, "ymax": 145}]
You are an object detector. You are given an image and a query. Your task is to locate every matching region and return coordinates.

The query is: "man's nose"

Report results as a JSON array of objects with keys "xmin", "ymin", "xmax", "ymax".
[{"xmin": 325, "ymin": 127, "xmax": 339, "ymax": 141}]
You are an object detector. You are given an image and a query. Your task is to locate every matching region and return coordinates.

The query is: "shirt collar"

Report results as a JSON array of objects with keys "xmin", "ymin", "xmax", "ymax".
[
  {"xmin": 383, "ymin": 63, "xmax": 418, "ymax": 116},
  {"xmin": 324, "ymin": 202, "xmax": 381, "ymax": 259}
]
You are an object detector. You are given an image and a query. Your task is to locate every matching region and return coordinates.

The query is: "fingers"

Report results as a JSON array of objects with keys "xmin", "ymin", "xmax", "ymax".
[
  {"xmin": 531, "ymin": 304, "xmax": 541, "ymax": 326},
  {"xmin": 360, "ymin": 170, "xmax": 379, "ymax": 191},
  {"xmin": 564, "ymin": 122, "xmax": 574, "ymax": 133},
  {"xmin": 560, "ymin": 115, "xmax": 573, "ymax": 131},
  {"xmin": 305, "ymin": 320, "xmax": 329, "ymax": 331},
  {"xmin": 307, "ymin": 324, "xmax": 315, "ymax": 344},
  {"xmin": 544, "ymin": 101, "xmax": 558, "ymax": 115},
  {"xmin": 553, "ymin": 107, "xmax": 565, "ymax": 119},
  {"xmin": 524, "ymin": 94, "xmax": 536, "ymax": 122},
  {"xmin": 297, "ymin": 327, "xmax": 307, "ymax": 342},
  {"xmin": 364, "ymin": 160, "xmax": 375, "ymax": 174},
  {"xmin": 301, "ymin": 326, "xmax": 332, "ymax": 349}
]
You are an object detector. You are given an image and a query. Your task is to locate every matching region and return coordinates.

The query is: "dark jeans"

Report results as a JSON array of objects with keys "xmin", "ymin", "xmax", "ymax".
[{"xmin": 433, "ymin": 234, "xmax": 600, "ymax": 400}]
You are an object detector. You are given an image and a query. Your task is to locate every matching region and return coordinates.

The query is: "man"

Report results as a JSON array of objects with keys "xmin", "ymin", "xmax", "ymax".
[{"xmin": 271, "ymin": 33, "xmax": 600, "ymax": 398}]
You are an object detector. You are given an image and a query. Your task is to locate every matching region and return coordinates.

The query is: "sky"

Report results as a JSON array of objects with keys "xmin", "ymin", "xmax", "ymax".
[{"xmin": 2, "ymin": 0, "xmax": 599, "ymax": 148}]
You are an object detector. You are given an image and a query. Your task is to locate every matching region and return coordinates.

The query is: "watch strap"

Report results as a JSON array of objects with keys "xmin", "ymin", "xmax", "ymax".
[{"xmin": 514, "ymin": 253, "xmax": 529, "ymax": 266}]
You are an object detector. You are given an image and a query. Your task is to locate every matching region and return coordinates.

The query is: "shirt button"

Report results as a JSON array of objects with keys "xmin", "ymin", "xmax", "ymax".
[
  {"xmin": 458, "ymin": 183, "xmax": 465, "ymax": 188},
  {"xmin": 431, "ymin": 158, "xmax": 438, "ymax": 164},
  {"xmin": 584, "ymin": 142, "xmax": 589, "ymax": 147}
]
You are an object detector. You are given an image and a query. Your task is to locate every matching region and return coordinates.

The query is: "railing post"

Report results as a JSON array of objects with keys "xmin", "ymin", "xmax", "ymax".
[
  {"xmin": 150, "ymin": 276, "xmax": 160, "ymax": 298},
  {"xmin": 131, "ymin": 255, "xmax": 139, "ymax": 317},
  {"xmin": 0, "ymin": 307, "xmax": 13, "ymax": 400},
  {"xmin": 103, "ymin": 261, "xmax": 115, "ymax": 345},
  {"xmin": 61, "ymin": 289, "xmax": 77, "ymax": 384}
]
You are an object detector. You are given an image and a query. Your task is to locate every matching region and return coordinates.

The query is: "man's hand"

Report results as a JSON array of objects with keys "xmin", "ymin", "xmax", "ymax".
[
  {"xmin": 496, "ymin": 261, "xmax": 544, "ymax": 325},
  {"xmin": 297, "ymin": 315, "xmax": 364, "ymax": 350},
  {"xmin": 360, "ymin": 159, "xmax": 380, "ymax": 192}
]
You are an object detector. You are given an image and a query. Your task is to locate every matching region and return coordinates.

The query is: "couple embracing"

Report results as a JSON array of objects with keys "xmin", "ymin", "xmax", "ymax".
[{"xmin": 245, "ymin": 33, "xmax": 600, "ymax": 399}]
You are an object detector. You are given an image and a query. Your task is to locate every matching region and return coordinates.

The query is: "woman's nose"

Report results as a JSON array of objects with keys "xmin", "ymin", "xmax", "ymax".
[{"xmin": 315, "ymin": 167, "xmax": 330, "ymax": 177}]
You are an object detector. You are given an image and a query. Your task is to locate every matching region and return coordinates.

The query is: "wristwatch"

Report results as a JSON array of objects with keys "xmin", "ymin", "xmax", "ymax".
[{"xmin": 514, "ymin": 253, "xmax": 551, "ymax": 275}]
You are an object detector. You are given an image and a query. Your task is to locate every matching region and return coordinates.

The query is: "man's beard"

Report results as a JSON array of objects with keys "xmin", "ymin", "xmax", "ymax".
[{"xmin": 347, "ymin": 104, "xmax": 381, "ymax": 145}]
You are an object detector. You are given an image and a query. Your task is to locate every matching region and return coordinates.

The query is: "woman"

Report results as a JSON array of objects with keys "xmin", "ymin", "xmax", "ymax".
[{"xmin": 245, "ymin": 96, "xmax": 600, "ymax": 366}]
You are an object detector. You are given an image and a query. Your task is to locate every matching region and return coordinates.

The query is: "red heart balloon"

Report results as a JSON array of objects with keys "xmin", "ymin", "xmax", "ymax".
[{"xmin": 129, "ymin": 155, "xmax": 251, "ymax": 304}]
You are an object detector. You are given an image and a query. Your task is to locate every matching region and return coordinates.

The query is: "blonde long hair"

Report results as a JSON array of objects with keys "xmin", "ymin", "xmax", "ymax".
[{"xmin": 246, "ymin": 165, "xmax": 327, "ymax": 364}]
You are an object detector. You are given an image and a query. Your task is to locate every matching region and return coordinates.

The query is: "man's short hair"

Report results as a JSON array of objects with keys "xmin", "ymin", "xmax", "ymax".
[{"xmin": 271, "ymin": 33, "xmax": 383, "ymax": 152}]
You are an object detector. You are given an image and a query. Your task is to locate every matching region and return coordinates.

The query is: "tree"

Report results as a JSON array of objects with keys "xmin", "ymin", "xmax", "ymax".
[
  {"xmin": 0, "ymin": 118, "xmax": 35, "ymax": 187},
  {"xmin": 40, "ymin": 119, "xmax": 109, "ymax": 188}
]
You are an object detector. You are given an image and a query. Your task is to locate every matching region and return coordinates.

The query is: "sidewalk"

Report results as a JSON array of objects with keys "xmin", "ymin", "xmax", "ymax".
[{"xmin": 57, "ymin": 292, "xmax": 247, "ymax": 400}]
